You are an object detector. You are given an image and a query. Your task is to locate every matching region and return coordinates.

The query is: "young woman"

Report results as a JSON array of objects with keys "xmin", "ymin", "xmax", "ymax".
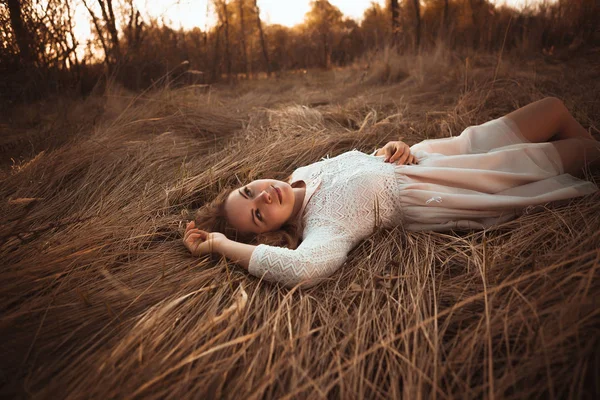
[{"xmin": 183, "ymin": 97, "xmax": 600, "ymax": 289}]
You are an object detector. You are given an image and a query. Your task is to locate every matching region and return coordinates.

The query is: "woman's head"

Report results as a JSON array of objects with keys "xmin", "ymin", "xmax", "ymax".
[
  {"xmin": 194, "ymin": 178, "xmax": 300, "ymax": 249},
  {"xmin": 223, "ymin": 179, "xmax": 297, "ymax": 235}
]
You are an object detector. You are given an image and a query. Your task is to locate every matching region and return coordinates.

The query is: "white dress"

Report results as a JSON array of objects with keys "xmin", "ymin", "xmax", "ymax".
[{"xmin": 248, "ymin": 117, "xmax": 598, "ymax": 289}]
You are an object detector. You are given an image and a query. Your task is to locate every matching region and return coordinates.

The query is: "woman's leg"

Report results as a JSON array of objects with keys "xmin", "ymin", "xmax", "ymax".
[
  {"xmin": 411, "ymin": 97, "xmax": 596, "ymax": 157},
  {"xmin": 505, "ymin": 97, "xmax": 595, "ymax": 143},
  {"xmin": 552, "ymin": 138, "xmax": 600, "ymax": 177}
]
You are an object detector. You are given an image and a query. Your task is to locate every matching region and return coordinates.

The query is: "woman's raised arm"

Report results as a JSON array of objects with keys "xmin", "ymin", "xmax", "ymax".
[
  {"xmin": 216, "ymin": 237, "xmax": 255, "ymax": 270},
  {"xmin": 183, "ymin": 221, "xmax": 254, "ymax": 270},
  {"xmin": 248, "ymin": 226, "xmax": 353, "ymax": 289},
  {"xmin": 183, "ymin": 221, "xmax": 353, "ymax": 288}
]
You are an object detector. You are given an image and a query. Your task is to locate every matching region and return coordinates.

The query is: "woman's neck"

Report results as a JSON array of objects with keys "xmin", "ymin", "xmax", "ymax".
[{"xmin": 289, "ymin": 181, "xmax": 306, "ymax": 223}]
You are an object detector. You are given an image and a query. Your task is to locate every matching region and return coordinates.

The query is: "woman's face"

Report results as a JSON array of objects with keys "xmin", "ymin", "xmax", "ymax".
[{"xmin": 224, "ymin": 179, "xmax": 296, "ymax": 234}]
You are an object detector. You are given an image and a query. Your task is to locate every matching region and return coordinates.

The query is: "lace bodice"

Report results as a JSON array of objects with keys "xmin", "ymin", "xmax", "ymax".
[{"xmin": 248, "ymin": 150, "xmax": 403, "ymax": 289}]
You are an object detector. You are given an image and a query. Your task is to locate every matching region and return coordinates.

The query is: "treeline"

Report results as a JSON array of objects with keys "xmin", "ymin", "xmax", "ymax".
[{"xmin": 1, "ymin": 0, "xmax": 598, "ymax": 102}]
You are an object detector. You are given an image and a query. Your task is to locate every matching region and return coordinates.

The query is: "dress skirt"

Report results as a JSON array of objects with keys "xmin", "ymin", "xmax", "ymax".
[{"xmin": 398, "ymin": 117, "xmax": 599, "ymax": 231}]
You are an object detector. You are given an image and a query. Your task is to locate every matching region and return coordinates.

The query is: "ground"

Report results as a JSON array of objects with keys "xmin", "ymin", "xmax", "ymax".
[{"xmin": 1, "ymin": 46, "xmax": 599, "ymax": 399}]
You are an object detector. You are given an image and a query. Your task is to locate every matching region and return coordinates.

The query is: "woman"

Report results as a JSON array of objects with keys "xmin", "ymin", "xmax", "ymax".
[{"xmin": 183, "ymin": 97, "xmax": 600, "ymax": 289}]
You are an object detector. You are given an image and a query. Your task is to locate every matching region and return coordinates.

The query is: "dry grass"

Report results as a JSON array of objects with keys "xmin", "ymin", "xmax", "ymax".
[{"xmin": 1, "ymin": 46, "xmax": 599, "ymax": 399}]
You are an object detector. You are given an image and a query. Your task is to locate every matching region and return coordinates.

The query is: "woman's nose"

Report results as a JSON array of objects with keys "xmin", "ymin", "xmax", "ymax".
[{"xmin": 260, "ymin": 190, "xmax": 272, "ymax": 204}]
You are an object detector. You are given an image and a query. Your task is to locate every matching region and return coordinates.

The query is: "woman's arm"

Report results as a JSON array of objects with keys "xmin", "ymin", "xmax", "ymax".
[
  {"xmin": 248, "ymin": 226, "xmax": 353, "ymax": 288},
  {"xmin": 215, "ymin": 238, "xmax": 254, "ymax": 270},
  {"xmin": 183, "ymin": 221, "xmax": 253, "ymax": 270},
  {"xmin": 183, "ymin": 222, "xmax": 352, "ymax": 288}
]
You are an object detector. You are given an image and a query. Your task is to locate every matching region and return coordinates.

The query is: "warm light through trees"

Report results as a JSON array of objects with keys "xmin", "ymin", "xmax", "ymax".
[{"xmin": 0, "ymin": 0, "xmax": 598, "ymax": 102}]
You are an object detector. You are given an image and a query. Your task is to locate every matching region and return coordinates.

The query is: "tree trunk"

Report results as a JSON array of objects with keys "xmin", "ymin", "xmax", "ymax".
[
  {"xmin": 322, "ymin": 31, "xmax": 330, "ymax": 68},
  {"xmin": 390, "ymin": 0, "xmax": 399, "ymax": 47},
  {"xmin": 125, "ymin": 1, "xmax": 144, "ymax": 54},
  {"xmin": 64, "ymin": 0, "xmax": 81, "ymax": 83},
  {"xmin": 211, "ymin": 25, "xmax": 222, "ymax": 82},
  {"xmin": 82, "ymin": 0, "xmax": 111, "ymax": 68},
  {"xmin": 254, "ymin": 0, "xmax": 271, "ymax": 77},
  {"xmin": 443, "ymin": 0, "xmax": 449, "ymax": 36},
  {"xmin": 106, "ymin": 0, "xmax": 120, "ymax": 58},
  {"xmin": 469, "ymin": 0, "xmax": 480, "ymax": 49},
  {"xmin": 238, "ymin": 0, "xmax": 249, "ymax": 79},
  {"xmin": 6, "ymin": 0, "xmax": 35, "ymax": 67},
  {"xmin": 413, "ymin": 0, "xmax": 421, "ymax": 51},
  {"xmin": 97, "ymin": 0, "xmax": 121, "ymax": 63},
  {"xmin": 222, "ymin": 1, "xmax": 232, "ymax": 79}
]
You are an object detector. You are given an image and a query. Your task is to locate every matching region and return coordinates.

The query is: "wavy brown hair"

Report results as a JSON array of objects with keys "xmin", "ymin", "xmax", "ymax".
[{"xmin": 194, "ymin": 183, "xmax": 301, "ymax": 250}]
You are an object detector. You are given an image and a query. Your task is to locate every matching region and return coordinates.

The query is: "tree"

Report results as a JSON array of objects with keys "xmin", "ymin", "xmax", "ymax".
[
  {"xmin": 468, "ymin": 0, "xmax": 484, "ymax": 49},
  {"xmin": 443, "ymin": 0, "xmax": 449, "ymax": 35},
  {"xmin": 124, "ymin": 0, "xmax": 145, "ymax": 55},
  {"xmin": 254, "ymin": 0, "xmax": 271, "ymax": 76},
  {"xmin": 412, "ymin": 0, "xmax": 421, "ymax": 50},
  {"xmin": 238, "ymin": 0, "xmax": 249, "ymax": 78},
  {"xmin": 6, "ymin": 0, "xmax": 36, "ymax": 67},
  {"xmin": 304, "ymin": 0, "xmax": 344, "ymax": 68},
  {"xmin": 361, "ymin": 3, "xmax": 391, "ymax": 51},
  {"xmin": 211, "ymin": 24, "xmax": 222, "ymax": 81},
  {"xmin": 219, "ymin": 0, "xmax": 232, "ymax": 79},
  {"xmin": 82, "ymin": 0, "xmax": 121, "ymax": 67},
  {"xmin": 391, "ymin": 0, "xmax": 400, "ymax": 46}
]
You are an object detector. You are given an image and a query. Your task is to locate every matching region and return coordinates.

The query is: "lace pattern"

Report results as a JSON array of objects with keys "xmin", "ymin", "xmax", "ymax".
[{"xmin": 248, "ymin": 151, "xmax": 402, "ymax": 288}]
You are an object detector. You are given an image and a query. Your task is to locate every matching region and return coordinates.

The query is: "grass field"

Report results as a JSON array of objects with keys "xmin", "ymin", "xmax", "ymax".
[{"xmin": 1, "ymin": 46, "xmax": 599, "ymax": 398}]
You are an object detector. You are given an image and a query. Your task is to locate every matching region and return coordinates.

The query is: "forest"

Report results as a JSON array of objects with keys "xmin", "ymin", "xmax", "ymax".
[
  {"xmin": 1, "ymin": 0, "xmax": 600, "ymax": 399},
  {"xmin": 1, "ymin": 0, "xmax": 598, "ymax": 100}
]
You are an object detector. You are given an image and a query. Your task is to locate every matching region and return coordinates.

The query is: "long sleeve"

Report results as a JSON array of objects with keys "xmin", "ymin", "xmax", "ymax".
[{"xmin": 248, "ymin": 226, "xmax": 353, "ymax": 289}]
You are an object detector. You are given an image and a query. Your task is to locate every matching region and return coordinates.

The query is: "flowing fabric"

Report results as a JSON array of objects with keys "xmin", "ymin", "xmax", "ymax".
[{"xmin": 400, "ymin": 116, "xmax": 598, "ymax": 230}]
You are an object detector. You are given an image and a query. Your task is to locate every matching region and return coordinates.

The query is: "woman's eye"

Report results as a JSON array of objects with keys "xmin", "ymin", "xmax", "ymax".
[
  {"xmin": 245, "ymin": 187, "xmax": 251, "ymax": 197},
  {"xmin": 256, "ymin": 210, "xmax": 263, "ymax": 221}
]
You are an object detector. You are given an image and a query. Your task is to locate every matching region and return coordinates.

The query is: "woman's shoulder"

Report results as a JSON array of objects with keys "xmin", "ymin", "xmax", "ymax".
[
  {"xmin": 325, "ymin": 149, "xmax": 366, "ymax": 160},
  {"xmin": 291, "ymin": 149, "xmax": 373, "ymax": 184}
]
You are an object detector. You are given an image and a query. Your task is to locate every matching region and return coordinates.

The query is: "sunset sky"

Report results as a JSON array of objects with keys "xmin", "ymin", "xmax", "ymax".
[{"xmin": 72, "ymin": 0, "xmax": 551, "ymax": 50}]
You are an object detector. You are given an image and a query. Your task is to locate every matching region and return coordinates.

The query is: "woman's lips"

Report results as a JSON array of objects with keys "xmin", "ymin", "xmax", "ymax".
[{"xmin": 273, "ymin": 186, "xmax": 282, "ymax": 204}]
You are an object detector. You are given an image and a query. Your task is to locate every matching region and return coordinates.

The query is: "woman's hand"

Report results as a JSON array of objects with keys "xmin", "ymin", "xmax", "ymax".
[
  {"xmin": 183, "ymin": 221, "xmax": 226, "ymax": 256},
  {"xmin": 376, "ymin": 141, "xmax": 417, "ymax": 165}
]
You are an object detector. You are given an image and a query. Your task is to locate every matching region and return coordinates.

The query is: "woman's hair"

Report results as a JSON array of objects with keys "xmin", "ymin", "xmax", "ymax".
[{"xmin": 194, "ymin": 183, "xmax": 301, "ymax": 250}]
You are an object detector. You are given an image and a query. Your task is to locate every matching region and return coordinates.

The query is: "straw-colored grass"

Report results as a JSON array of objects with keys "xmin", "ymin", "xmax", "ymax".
[{"xmin": 1, "ymin": 47, "xmax": 599, "ymax": 399}]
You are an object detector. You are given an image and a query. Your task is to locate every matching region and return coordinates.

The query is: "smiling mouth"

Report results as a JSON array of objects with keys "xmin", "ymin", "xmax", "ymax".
[{"xmin": 272, "ymin": 185, "xmax": 282, "ymax": 204}]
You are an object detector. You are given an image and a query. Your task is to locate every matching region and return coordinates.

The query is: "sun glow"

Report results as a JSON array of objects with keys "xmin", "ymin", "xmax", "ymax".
[{"xmin": 71, "ymin": 0, "xmax": 552, "ymax": 59}]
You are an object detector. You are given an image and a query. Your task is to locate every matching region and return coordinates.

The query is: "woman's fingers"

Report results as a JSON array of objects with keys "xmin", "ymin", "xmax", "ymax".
[
  {"xmin": 388, "ymin": 146, "xmax": 404, "ymax": 163},
  {"xmin": 187, "ymin": 229, "xmax": 207, "ymax": 241},
  {"xmin": 184, "ymin": 226, "xmax": 208, "ymax": 242},
  {"xmin": 382, "ymin": 142, "xmax": 417, "ymax": 164},
  {"xmin": 390, "ymin": 145, "xmax": 409, "ymax": 164},
  {"xmin": 390, "ymin": 147, "xmax": 418, "ymax": 165},
  {"xmin": 184, "ymin": 228, "xmax": 198, "ymax": 241},
  {"xmin": 183, "ymin": 227, "xmax": 215, "ymax": 256},
  {"xmin": 187, "ymin": 232, "xmax": 203, "ymax": 241},
  {"xmin": 185, "ymin": 221, "xmax": 195, "ymax": 234},
  {"xmin": 190, "ymin": 235, "xmax": 205, "ymax": 255},
  {"xmin": 185, "ymin": 232, "xmax": 207, "ymax": 255},
  {"xmin": 384, "ymin": 144, "xmax": 396, "ymax": 162},
  {"xmin": 397, "ymin": 149, "xmax": 411, "ymax": 165}
]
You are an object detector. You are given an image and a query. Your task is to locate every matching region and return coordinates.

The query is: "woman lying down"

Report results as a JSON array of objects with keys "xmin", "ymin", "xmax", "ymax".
[{"xmin": 183, "ymin": 98, "xmax": 600, "ymax": 289}]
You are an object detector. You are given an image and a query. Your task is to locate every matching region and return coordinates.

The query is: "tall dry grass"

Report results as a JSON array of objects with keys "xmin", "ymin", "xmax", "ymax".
[{"xmin": 1, "ymin": 45, "xmax": 599, "ymax": 399}]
